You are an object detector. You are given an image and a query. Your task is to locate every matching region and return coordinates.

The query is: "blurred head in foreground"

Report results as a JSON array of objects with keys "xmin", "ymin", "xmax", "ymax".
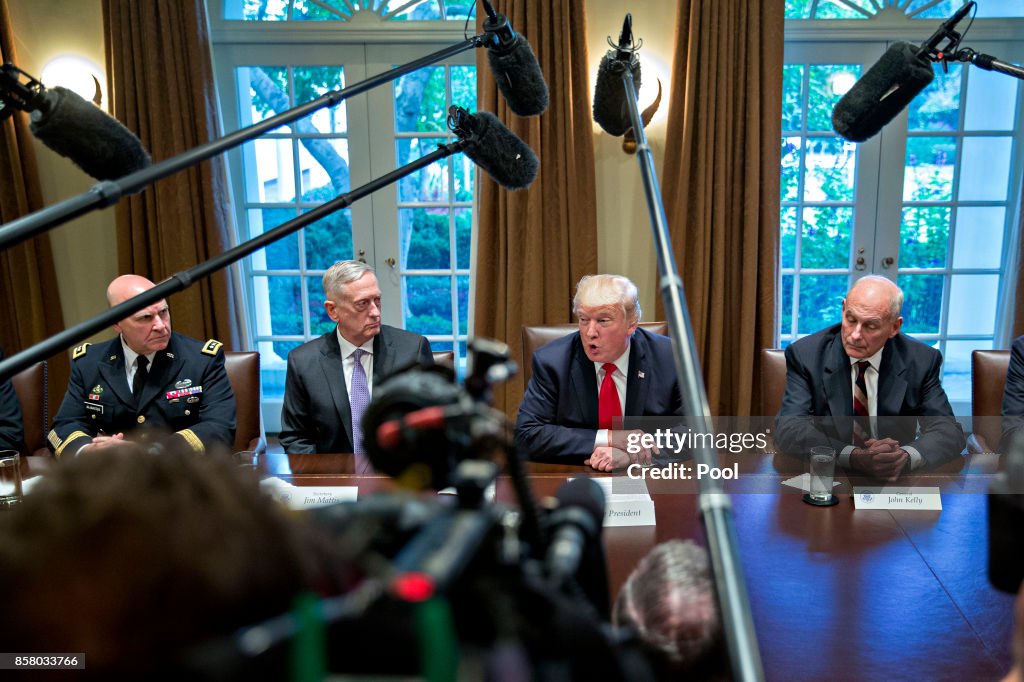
[
  {"xmin": 0, "ymin": 440, "xmax": 336, "ymax": 679},
  {"xmin": 613, "ymin": 539, "xmax": 728, "ymax": 681}
]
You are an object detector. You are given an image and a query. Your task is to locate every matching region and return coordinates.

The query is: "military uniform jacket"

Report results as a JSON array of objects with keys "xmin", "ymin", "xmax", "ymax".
[{"xmin": 48, "ymin": 333, "xmax": 236, "ymax": 458}]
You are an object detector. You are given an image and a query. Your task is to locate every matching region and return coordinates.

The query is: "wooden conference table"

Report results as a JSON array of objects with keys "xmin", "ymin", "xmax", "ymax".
[{"xmin": 21, "ymin": 452, "xmax": 1019, "ymax": 680}]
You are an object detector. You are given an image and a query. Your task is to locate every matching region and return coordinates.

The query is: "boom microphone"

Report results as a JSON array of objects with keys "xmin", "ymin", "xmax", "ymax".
[
  {"xmin": 447, "ymin": 105, "xmax": 538, "ymax": 190},
  {"xmin": 592, "ymin": 14, "xmax": 642, "ymax": 137},
  {"xmin": 1, "ymin": 63, "xmax": 151, "ymax": 180},
  {"xmin": 831, "ymin": 42, "xmax": 934, "ymax": 143},
  {"xmin": 480, "ymin": 0, "xmax": 549, "ymax": 117}
]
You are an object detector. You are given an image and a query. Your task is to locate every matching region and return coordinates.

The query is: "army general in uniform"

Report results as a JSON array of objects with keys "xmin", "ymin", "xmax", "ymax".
[{"xmin": 48, "ymin": 275, "xmax": 236, "ymax": 458}]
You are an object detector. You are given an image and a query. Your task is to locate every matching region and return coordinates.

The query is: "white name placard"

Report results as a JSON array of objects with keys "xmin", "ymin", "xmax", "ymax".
[
  {"xmin": 261, "ymin": 477, "xmax": 358, "ymax": 509},
  {"xmin": 852, "ymin": 486, "xmax": 942, "ymax": 511},
  {"xmin": 580, "ymin": 476, "xmax": 656, "ymax": 527}
]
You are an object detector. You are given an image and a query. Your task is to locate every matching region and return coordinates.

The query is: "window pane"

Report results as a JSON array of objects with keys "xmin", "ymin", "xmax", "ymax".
[
  {"xmin": 395, "ymin": 67, "xmax": 446, "ymax": 133},
  {"xmin": 959, "ymin": 137, "xmax": 1012, "ymax": 201},
  {"xmin": 814, "ymin": 1, "xmax": 868, "ymax": 19},
  {"xmin": 797, "ymin": 275, "xmax": 846, "ymax": 334},
  {"xmin": 781, "ymin": 137, "xmax": 802, "ymax": 202},
  {"xmin": 808, "ymin": 66, "xmax": 854, "ymax": 131},
  {"xmin": 965, "ymin": 68, "xmax": 1018, "ymax": 131},
  {"xmin": 298, "ymin": 138, "xmax": 350, "ymax": 197},
  {"xmin": 247, "ymin": 208, "xmax": 299, "ymax": 270},
  {"xmin": 293, "ymin": 0, "xmax": 348, "ymax": 20},
  {"xmin": 943, "ymin": 339, "xmax": 992, "ymax": 403},
  {"xmin": 400, "ymin": 208, "xmax": 451, "ymax": 269},
  {"xmin": 451, "ymin": 65, "xmax": 477, "ymax": 112},
  {"xmin": 947, "ymin": 274, "xmax": 999, "ymax": 336},
  {"xmin": 455, "ymin": 208, "xmax": 471, "ymax": 270},
  {"xmin": 398, "ymin": 138, "xmax": 448, "ymax": 202},
  {"xmin": 453, "ymin": 152, "xmax": 474, "ymax": 202},
  {"xmin": 784, "ymin": 0, "xmax": 813, "ymax": 19},
  {"xmin": 803, "ymin": 137, "xmax": 856, "ymax": 202},
  {"xmin": 244, "ymin": 139, "xmax": 296, "ymax": 202},
  {"xmin": 907, "ymin": 64, "xmax": 959, "ymax": 132},
  {"xmin": 953, "ymin": 207, "xmax": 1005, "ymax": 269},
  {"xmin": 387, "ymin": 1, "xmax": 440, "ymax": 20},
  {"xmin": 293, "ymin": 66, "xmax": 346, "ymax": 132},
  {"xmin": 782, "ymin": 65, "xmax": 805, "ymax": 131},
  {"xmin": 242, "ymin": 65, "xmax": 292, "ymax": 132},
  {"xmin": 781, "ymin": 274, "xmax": 795, "ymax": 336},
  {"xmin": 256, "ymin": 276, "xmax": 303, "ymax": 335},
  {"xmin": 904, "ymin": 136, "xmax": 955, "ymax": 202},
  {"xmin": 306, "ymin": 276, "xmax": 333, "ymax": 336},
  {"xmin": 801, "ymin": 207, "xmax": 852, "ymax": 268},
  {"xmin": 405, "ymin": 275, "xmax": 452, "ymax": 335},
  {"xmin": 898, "ymin": 274, "xmax": 943, "ymax": 334},
  {"xmin": 899, "ymin": 206, "xmax": 950, "ymax": 269},
  {"xmin": 303, "ymin": 209, "xmax": 354, "ymax": 270},
  {"xmin": 457, "ymin": 274, "xmax": 469, "ymax": 335},
  {"xmin": 781, "ymin": 207, "xmax": 798, "ymax": 269},
  {"xmin": 258, "ymin": 339, "xmax": 293, "ymax": 401}
]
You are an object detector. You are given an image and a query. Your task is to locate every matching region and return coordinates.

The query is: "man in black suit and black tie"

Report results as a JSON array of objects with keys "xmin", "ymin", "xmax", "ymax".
[
  {"xmin": 515, "ymin": 274, "xmax": 682, "ymax": 471},
  {"xmin": 775, "ymin": 275, "xmax": 964, "ymax": 480},
  {"xmin": 279, "ymin": 260, "xmax": 433, "ymax": 455}
]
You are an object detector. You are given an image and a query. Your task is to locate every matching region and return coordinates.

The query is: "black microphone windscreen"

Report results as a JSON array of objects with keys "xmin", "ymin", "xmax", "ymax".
[
  {"xmin": 592, "ymin": 51, "xmax": 641, "ymax": 137},
  {"xmin": 458, "ymin": 111, "xmax": 538, "ymax": 190},
  {"xmin": 554, "ymin": 476, "xmax": 606, "ymax": 526},
  {"xmin": 832, "ymin": 42, "xmax": 934, "ymax": 143},
  {"xmin": 486, "ymin": 33, "xmax": 549, "ymax": 117},
  {"xmin": 29, "ymin": 86, "xmax": 151, "ymax": 180}
]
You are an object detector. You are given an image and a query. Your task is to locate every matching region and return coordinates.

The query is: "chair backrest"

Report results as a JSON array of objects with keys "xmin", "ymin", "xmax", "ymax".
[
  {"xmin": 760, "ymin": 349, "xmax": 787, "ymax": 417},
  {"xmin": 520, "ymin": 322, "xmax": 669, "ymax": 385},
  {"xmin": 432, "ymin": 351, "xmax": 455, "ymax": 369},
  {"xmin": 10, "ymin": 361, "xmax": 47, "ymax": 456},
  {"xmin": 972, "ymin": 349, "xmax": 1010, "ymax": 452},
  {"xmin": 224, "ymin": 351, "xmax": 265, "ymax": 454}
]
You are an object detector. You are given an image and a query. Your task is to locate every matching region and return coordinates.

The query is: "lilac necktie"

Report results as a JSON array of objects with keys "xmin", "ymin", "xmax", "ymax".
[{"xmin": 350, "ymin": 348, "xmax": 370, "ymax": 455}]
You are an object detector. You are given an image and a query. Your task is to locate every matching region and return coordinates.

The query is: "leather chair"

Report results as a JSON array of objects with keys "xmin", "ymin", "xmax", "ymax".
[
  {"xmin": 760, "ymin": 349, "xmax": 787, "ymax": 417},
  {"xmin": 432, "ymin": 351, "xmax": 455, "ymax": 369},
  {"xmin": 10, "ymin": 361, "xmax": 48, "ymax": 456},
  {"xmin": 520, "ymin": 322, "xmax": 669, "ymax": 385},
  {"xmin": 224, "ymin": 351, "xmax": 266, "ymax": 454},
  {"xmin": 971, "ymin": 349, "xmax": 1010, "ymax": 453}
]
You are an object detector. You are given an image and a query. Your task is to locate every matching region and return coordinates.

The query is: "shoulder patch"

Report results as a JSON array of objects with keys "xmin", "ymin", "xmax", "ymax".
[
  {"xmin": 72, "ymin": 343, "xmax": 92, "ymax": 360},
  {"xmin": 201, "ymin": 339, "xmax": 224, "ymax": 356}
]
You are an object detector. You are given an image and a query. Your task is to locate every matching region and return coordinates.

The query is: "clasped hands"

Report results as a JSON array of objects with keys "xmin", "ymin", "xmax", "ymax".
[
  {"xmin": 584, "ymin": 429, "xmax": 659, "ymax": 472},
  {"xmin": 850, "ymin": 437, "xmax": 908, "ymax": 482}
]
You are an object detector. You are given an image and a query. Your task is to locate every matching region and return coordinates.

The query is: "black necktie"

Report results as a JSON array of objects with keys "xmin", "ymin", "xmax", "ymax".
[{"xmin": 133, "ymin": 356, "xmax": 149, "ymax": 403}]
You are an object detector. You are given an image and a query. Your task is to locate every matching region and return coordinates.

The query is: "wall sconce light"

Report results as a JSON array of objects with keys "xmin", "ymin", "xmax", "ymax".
[{"xmin": 41, "ymin": 55, "xmax": 104, "ymax": 108}]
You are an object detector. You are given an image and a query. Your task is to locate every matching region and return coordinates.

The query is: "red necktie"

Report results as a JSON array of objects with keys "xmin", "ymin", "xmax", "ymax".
[
  {"xmin": 853, "ymin": 360, "xmax": 870, "ymax": 446},
  {"xmin": 598, "ymin": 362, "xmax": 622, "ymax": 430}
]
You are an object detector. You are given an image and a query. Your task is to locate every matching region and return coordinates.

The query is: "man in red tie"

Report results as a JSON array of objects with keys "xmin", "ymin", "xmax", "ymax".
[
  {"xmin": 775, "ymin": 275, "xmax": 965, "ymax": 480},
  {"xmin": 515, "ymin": 274, "xmax": 682, "ymax": 471}
]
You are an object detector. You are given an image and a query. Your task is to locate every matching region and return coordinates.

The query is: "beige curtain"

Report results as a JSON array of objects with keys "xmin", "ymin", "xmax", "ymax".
[
  {"xmin": 659, "ymin": 0, "xmax": 783, "ymax": 416},
  {"xmin": 474, "ymin": 1, "xmax": 598, "ymax": 416},
  {"xmin": 102, "ymin": 0, "xmax": 243, "ymax": 348},
  {"xmin": 0, "ymin": 0, "xmax": 70, "ymax": 400}
]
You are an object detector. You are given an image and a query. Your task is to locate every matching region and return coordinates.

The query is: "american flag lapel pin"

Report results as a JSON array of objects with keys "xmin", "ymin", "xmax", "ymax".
[{"xmin": 638, "ymin": 371, "xmax": 645, "ymax": 379}]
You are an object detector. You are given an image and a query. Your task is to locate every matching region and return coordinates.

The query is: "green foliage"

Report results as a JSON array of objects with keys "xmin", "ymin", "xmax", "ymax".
[{"xmin": 898, "ymin": 274, "xmax": 943, "ymax": 333}]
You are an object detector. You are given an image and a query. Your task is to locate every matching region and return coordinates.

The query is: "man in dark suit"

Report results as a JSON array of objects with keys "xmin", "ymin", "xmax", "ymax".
[
  {"xmin": 515, "ymin": 274, "xmax": 682, "ymax": 471},
  {"xmin": 48, "ymin": 275, "xmax": 236, "ymax": 458},
  {"xmin": 279, "ymin": 261, "xmax": 433, "ymax": 455},
  {"xmin": 775, "ymin": 275, "xmax": 964, "ymax": 480},
  {"xmin": 1000, "ymin": 335, "xmax": 1024, "ymax": 453},
  {"xmin": 0, "ymin": 346, "xmax": 24, "ymax": 453}
]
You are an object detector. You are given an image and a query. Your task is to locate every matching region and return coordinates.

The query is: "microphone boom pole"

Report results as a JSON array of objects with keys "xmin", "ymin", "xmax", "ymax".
[
  {"xmin": 0, "ymin": 38, "xmax": 480, "ymax": 250},
  {"xmin": 0, "ymin": 141, "xmax": 465, "ymax": 382},
  {"xmin": 613, "ymin": 24, "xmax": 764, "ymax": 682}
]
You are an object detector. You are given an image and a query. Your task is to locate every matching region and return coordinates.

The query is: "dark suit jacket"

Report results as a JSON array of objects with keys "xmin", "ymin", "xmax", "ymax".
[
  {"xmin": 0, "ymin": 346, "xmax": 24, "ymax": 453},
  {"xmin": 775, "ymin": 324, "xmax": 965, "ymax": 467},
  {"xmin": 49, "ymin": 333, "xmax": 236, "ymax": 458},
  {"xmin": 514, "ymin": 328, "xmax": 682, "ymax": 461},
  {"xmin": 1000, "ymin": 335, "xmax": 1024, "ymax": 453},
  {"xmin": 279, "ymin": 325, "xmax": 433, "ymax": 454}
]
